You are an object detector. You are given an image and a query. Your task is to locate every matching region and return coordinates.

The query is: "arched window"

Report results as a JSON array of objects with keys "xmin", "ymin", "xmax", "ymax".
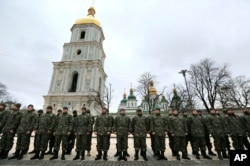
[
  {"xmin": 80, "ymin": 31, "xmax": 86, "ymax": 39},
  {"xmin": 70, "ymin": 72, "xmax": 78, "ymax": 92}
]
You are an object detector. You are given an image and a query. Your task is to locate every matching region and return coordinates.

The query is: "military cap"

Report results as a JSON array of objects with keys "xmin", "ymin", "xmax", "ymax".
[
  {"xmin": 63, "ymin": 107, "xmax": 68, "ymax": 110},
  {"xmin": 0, "ymin": 103, "xmax": 6, "ymax": 108},
  {"xmin": 15, "ymin": 103, "xmax": 21, "ymax": 109},
  {"xmin": 38, "ymin": 109, "xmax": 43, "ymax": 113},
  {"xmin": 47, "ymin": 106, "xmax": 52, "ymax": 110}
]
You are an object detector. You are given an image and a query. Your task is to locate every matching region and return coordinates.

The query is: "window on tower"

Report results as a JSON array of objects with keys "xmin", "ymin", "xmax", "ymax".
[
  {"xmin": 70, "ymin": 72, "xmax": 78, "ymax": 92},
  {"xmin": 80, "ymin": 31, "xmax": 86, "ymax": 39}
]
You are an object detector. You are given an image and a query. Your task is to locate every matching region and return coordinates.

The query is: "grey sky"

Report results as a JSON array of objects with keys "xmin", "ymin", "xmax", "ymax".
[{"xmin": 0, "ymin": 0, "xmax": 249, "ymax": 112}]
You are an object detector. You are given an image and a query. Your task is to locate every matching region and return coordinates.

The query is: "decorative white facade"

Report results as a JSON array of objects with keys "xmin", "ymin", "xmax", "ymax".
[{"xmin": 43, "ymin": 6, "xmax": 107, "ymax": 115}]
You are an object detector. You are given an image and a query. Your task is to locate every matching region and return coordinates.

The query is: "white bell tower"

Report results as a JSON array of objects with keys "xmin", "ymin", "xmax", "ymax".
[{"xmin": 43, "ymin": 6, "xmax": 107, "ymax": 115}]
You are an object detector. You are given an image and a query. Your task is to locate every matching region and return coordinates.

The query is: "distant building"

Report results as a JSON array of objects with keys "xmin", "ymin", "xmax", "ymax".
[{"xmin": 43, "ymin": 6, "xmax": 107, "ymax": 115}]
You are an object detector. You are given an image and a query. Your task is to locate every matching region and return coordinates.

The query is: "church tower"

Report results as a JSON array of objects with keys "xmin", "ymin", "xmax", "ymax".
[{"xmin": 43, "ymin": 6, "xmax": 107, "ymax": 115}]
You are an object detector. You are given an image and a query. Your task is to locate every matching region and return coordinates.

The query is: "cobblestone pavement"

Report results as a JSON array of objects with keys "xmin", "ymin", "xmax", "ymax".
[{"xmin": 0, "ymin": 136, "xmax": 230, "ymax": 166}]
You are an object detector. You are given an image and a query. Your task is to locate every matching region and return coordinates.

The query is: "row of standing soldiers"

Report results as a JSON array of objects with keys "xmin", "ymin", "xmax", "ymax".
[{"xmin": 0, "ymin": 103, "xmax": 250, "ymax": 161}]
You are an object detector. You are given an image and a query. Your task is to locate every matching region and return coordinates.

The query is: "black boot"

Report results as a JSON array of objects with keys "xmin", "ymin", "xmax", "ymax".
[
  {"xmin": 124, "ymin": 150, "xmax": 130, "ymax": 157},
  {"xmin": 114, "ymin": 151, "xmax": 119, "ymax": 157},
  {"xmin": 50, "ymin": 150, "xmax": 58, "ymax": 160},
  {"xmin": 81, "ymin": 151, "xmax": 85, "ymax": 160},
  {"xmin": 17, "ymin": 150, "xmax": 25, "ymax": 160},
  {"xmin": 172, "ymin": 150, "xmax": 177, "ymax": 156},
  {"xmin": 0, "ymin": 150, "xmax": 4, "ymax": 158},
  {"xmin": 202, "ymin": 151, "xmax": 212, "ymax": 160},
  {"xmin": 208, "ymin": 149, "xmax": 216, "ymax": 156},
  {"xmin": 118, "ymin": 152, "xmax": 122, "ymax": 161},
  {"xmin": 122, "ymin": 151, "xmax": 127, "ymax": 161},
  {"xmin": 61, "ymin": 150, "xmax": 66, "ymax": 160},
  {"xmin": 217, "ymin": 151, "xmax": 223, "ymax": 160},
  {"xmin": 157, "ymin": 151, "xmax": 161, "ymax": 160},
  {"xmin": 160, "ymin": 151, "xmax": 168, "ymax": 160},
  {"xmin": 29, "ymin": 149, "xmax": 36, "ymax": 154},
  {"xmin": 222, "ymin": 151, "xmax": 230, "ymax": 159},
  {"xmin": 142, "ymin": 151, "xmax": 148, "ymax": 161},
  {"xmin": 73, "ymin": 151, "xmax": 80, "ymax": 160},
  {"xmin": 182, "ymin": 152, "xmax": 191, "ymax": 160},
  {"xmin": 45, "ymin": 148, "xmax": 52, "ymax": 155},
  {"xmin": 103, "ymin": 151, "xmax": 108, "ymax": 161},
  {"xmin": 196, "ymin": 152, "xmax": 200, "ymax": 159},
  {"xmin": 95, "ymin": 151, "xmax": 102, "ymax": 160},
  {"xmin": 1, "ymin": 150, "xmax": 9, "ymax": 159},
  {"xmin": 176, "ymin": 153, "xmax": 180, "ymax": 160},
  {"xmin": 30, "ymin": 150, "xmax": 40, "ymax": 160},
  {"xmin": 8, "ymin": 149, "xmax": 20, "ymax": 160},
  {"xmin": 134, "ymin": 150, "xmax": 139, "ymax": 160},
  {"xmin": 39, "ymin": 151, "xmax": 45, "ymax": 160}
]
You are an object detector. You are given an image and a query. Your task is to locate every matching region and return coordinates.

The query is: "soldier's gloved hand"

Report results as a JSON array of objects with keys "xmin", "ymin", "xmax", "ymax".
[
  {"xmin": 94, "ymin": 132, "xmax": 97, "ymax": 135},
  {"xmin": 48, "ymin": 130, "xmax": 51, "ymax": 134},
  {"xmin": 87, "ymin": 132, "xmax": 90, "ymax": 135},
  {"xmin": 26, "ymin": 131, "xmax": 30, "ymax": 134},
  {"xmin": 75, "ymin": 132, "xmax": 77, "ymax": 135},
  {"xmin": 128, "ymin": 132, "xmax": 131, "ymax": 135},
  {"xmin": 67, "ymin": 132, "xmax": 70, "ymax": 135},
  {"xmin": 171, "ymin": 133, "xmax": 174, "ymax": 137},
  {"xmin": 165, "ymin": 132, "xmax": 168, "ymax": 135},
  {"xmin": 107, "ymin": 132, "xmax": 110, "ymax": 135},
  {"xmin": 10, "ymin": 130, "xmax": 14, "ymax": 133},
  {"xmin": 152, "ymin": 132, "xmax": 155, "ymax": 135}
]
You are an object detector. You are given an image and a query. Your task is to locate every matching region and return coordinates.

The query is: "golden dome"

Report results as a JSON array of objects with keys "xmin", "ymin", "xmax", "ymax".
[
  {"xmin": 75, "ymin": 6, "xmax": 101, "ymax": 27},
  {"xmin": 149, "ymin": 80, "xmax": 157, "ymax": 95}
]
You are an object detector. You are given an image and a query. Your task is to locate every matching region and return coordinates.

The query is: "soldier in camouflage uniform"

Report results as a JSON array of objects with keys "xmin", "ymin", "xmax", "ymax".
[
  {"xmin": 30, "ymin": 106, "xmax": 56, "ymax": 160},
  {"xmin": 241, "ymin": 108, "xmax": 250, "ymax": 149},
  {"xmin": 113, "ymin": 108, "xmax": 131, "ymax": 161},
  {"xmin": 169, "ymin": 109, "xmax": 190, "ymax": 160},
  {"xmin": 149, "ymin": 109, "xmax": 156, "ymax": 155},
  {"xmin": 45, "ymin": 109, "xmax": 62, "ymax": 155},
  {"xmin": 94, "ymin": 107, "xmax": 112, "ymax": 161},
  {"xmin": 182, "ymin": 110, "xmax": 193, "ymax": 154},
  {"xmin": 131, "ymin": 109, "xmax": 149, "ymax": 161},
  {"xmin": 86, "ymin": 109, "xmax": 95, "ymax": 156},
  {"xmin": 197, "ymin": 110, "xmax": 216, "ymax": 156},
  {"xmin": 50, "ymin": 107, "xmax": 73, "ymax": 160},
  {"xmin": 207, "ymin": 109, "xmax": 229, "ymax": 160},
  {"xmin": 222, "ymin": 110, "xmax": 231, "ymax": 153},
  {"xmin": 150, "ymin": 108, "xmax": 168, "ymax": 160},
  {"xmin": 73, "ymin": 107, "xmax": 92, "ymax": 160},
  {"xmin": 0, "ymin": 103, "xmax": 10, "ymax": 134},
  {"xmin": 225, "ymin": 108, "xmax": 245, "ymax": 150},
  {"xmin": 187, "ymin": 109, "xmax": 212, "ymax": 160},
  {"xmin": 0, "ymin": 103, "xmax": 22, "ymax": 159},
  {"xmin": 66, "ymin": 110, "xmax": 78, "ymax": 155},
  {"xmin": 8, "ymin": 104, "xmax": 37, "ymax": 160},
  {"xmin": 167, "ymin": 110, "xmax": 175, "ymax": 156}
]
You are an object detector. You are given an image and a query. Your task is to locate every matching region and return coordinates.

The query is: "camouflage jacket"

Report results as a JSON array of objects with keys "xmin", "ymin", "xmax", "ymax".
[
  {"xmin": 35, "ymin": 112, "xmax": 56, "ymax": 134},
  {"xmin": 150, "ymin": 114, "xmax": 168, "ymax": 136},
  {"xmin": 94, "ymin": 113, "xmax": 112, "ymax": 135},
  {"xmin": 0, "ymin": 110, "xmax": 10, "ymax": 131},
  {"xmin": 113, "ymin": 114, "xmax": 131, "ymax": 135},
  {"xmin": 240, "ymin": 114, "xmax": 250, "ymax": 133},
  {"xmin": 54, "ymin": 113, "xmax": 73, "ymax": 135},
  {"xmin": 206, "ymin": 114, "xmax": 227, "ymax": 137},
  {"xmin": 225, "ymin": 114, "xmax": 245, "ymax": 136},
  {"xmin": 1, "ymin": 110, "xmax": 22, "ymax": 133},
  {"xmin": 74, "ymin": 113, "xmax": 92, "ymax": 135},
  {"xmin": 17, "ymin": 111, "xmax": 37, "ymax": 134},
  {"xmin": 187, "ymin": 115, "xmax": 205, "ymax": 137},
  {"xmin": 169, "ymin": 115, "xmax": 187, "ymax": 136},
  {"xmin": 131, "ymin": 115, "xmax": 149, "ymax": 137}
]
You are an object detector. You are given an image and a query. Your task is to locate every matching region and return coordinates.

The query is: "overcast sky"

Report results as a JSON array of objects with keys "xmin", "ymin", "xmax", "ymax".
[{"xmin": 0, "ymin": 0, "xmax": 249, "ymax": 112}]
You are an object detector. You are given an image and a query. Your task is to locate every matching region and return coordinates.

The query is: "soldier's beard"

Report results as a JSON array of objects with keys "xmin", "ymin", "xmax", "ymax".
[{"xmin": 138, "ymin": 113, "xmax": 142, "ymax": 116}]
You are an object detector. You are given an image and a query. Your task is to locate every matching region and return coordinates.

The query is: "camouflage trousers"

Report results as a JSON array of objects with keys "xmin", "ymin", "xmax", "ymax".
[
  {"xmin": 154, "ymin": 135, "xmax": 166, "ymax": 152},
  {"xmin": 75, "ymin": 134, "xmax": 87, "ymax": 152},
  {"xmin": 34, "ymin": 133, "xmax": 50, "ymax": 151},
  {"xmin": 0, "ymin": 132, "xmax": 15, "ymax": 151},
  {"xmin": 133, "ymin": 136, "xmax": 147, "ymax": 151},
  {"xmin": 116, "ymin": 134, "xmax": 128, "ymax": 152},
  {"xmin": 192, "ymin": 136, "xmax": 206, "ymax": 152},
  {"xmin": 86, "ymin": 132, "xmax": 92, "ymax": 151},
  {"xmin": 16, "ymin": 133, "xmax": 31, "ymax": 150},
  {"xmin": 172, "ymin": 136, "xmax": 187, "ymax": 153},
  {"xmin": 96, "ymin": 135, "xmax": 110, "ymax": 151},
  {"xmin": 150, "ymin": 133, "xmax": 155, "ymax": 152},
  {"xmin": 67, "ymin": 134, "xmax": 76, "ymax": 151},
  {"xmin": 231, "ymin": 136, "xmax": 244, "ymax": 150},
  {"xmin": 205, "ymin": 133, "xmax": 213, "ymax": 150},
  {"xmin": 212, "ymin": 136, "xmax": 226, "ymax": 152},
  {"xmin": 54, "ymin": 135, "xmax": 69, "ymax": 151}
]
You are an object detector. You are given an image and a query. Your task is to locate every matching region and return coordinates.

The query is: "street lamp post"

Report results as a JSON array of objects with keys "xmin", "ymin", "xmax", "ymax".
[{"xmin": 179, "ymin": 69, "xmax": 192, "ymax": 108}]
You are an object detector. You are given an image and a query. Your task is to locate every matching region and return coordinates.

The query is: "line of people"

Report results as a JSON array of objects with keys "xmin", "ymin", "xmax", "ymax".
[{"xmin": 0, "ymin": 103, "xmax": 250, "ymax": 161}]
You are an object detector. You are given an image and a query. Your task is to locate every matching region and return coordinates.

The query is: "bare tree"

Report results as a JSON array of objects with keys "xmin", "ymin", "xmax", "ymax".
[
  {"xmin": 0, "ymin": 82, "xmax": 8, "ymax": 101},
  {"xmin": 104, "ymin": 83, "xmax": 113, "ymax": 111},
  {"xmin": 188, "ymin": 58, "xmax": 231, "ymax": 111},
  {"xmin": 218, "ymin": 76, "xmax": 250, "ymax": 108},
  {"xmin": 135, "ymin": 72, "xmax": 166, "ymax": 114}
]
